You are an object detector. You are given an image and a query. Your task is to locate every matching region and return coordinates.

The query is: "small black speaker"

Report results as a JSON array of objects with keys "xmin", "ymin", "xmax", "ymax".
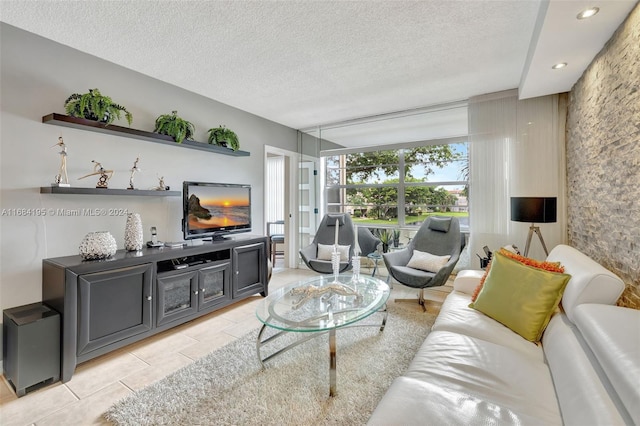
[{"xmin": 3, "ymin": 303, "xmax": 60, "ymax": 397}]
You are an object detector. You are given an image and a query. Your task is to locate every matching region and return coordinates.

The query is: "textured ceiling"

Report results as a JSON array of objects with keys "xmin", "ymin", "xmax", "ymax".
[{"xmin": 1, "ymin": 0, "xmax": 636, "ymax": 147}]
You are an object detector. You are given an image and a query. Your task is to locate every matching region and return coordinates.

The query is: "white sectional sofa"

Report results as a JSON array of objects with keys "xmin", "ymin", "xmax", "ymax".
[{"xmin": 368, "ymin": 244, "xmax": 640, "ymax": 425}]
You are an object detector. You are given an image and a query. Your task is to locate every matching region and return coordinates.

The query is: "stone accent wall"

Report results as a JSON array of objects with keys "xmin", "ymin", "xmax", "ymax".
[{"xmin": 566, "ymin": 5, "xmax": 639, "ymax": 308}]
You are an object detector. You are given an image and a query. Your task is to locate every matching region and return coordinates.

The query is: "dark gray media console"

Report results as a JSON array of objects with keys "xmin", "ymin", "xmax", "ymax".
[{"xmin": 42, "ymin": 235, "xmax": 269, "ymax": 382}]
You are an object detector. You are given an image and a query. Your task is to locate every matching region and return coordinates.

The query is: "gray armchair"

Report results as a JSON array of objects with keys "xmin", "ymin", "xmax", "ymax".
[
  {"xmin": 357, "ymin": 227, "xmax": 382, "ymax": 274},
  {"xmin": 382, "ymin": 216, "xmax": 463, "ymax": 310},
  {"xmin": 357, "ymin": 227, "xmax": 381, "ymax": 256},
  {"xmin": 300, "ymin": 213, "xmax": 355, "ymax": 274}
]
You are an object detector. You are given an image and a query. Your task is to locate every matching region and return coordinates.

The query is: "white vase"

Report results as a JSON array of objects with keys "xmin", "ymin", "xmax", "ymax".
[
  {"xmin": 124, "ymin": 213, "xmax": 143, "ymax": 251},
  {"xmin": 79, "ymin": 231, "xmax": 117, "ymax": 260}
]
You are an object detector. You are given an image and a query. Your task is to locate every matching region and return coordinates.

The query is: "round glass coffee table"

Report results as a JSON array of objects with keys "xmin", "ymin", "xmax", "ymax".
[{"xmin": 255, "ymin": 274, "xmax": 390, "ymax": 396}]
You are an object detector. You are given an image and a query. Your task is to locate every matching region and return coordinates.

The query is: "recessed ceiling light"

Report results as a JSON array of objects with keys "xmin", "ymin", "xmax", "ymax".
[
  {"xmin": 552, "ymin": 63, "xmax": 568, "ymax": 69},
  {"xmin": 577, "ymin": 7, "xmax": 600, "ymax": 20}
]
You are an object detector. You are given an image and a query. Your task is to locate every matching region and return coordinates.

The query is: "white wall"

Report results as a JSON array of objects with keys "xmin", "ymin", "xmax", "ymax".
[{"xmin": 0, "ymin": 24, "xmax": 298, "ymax": 321}]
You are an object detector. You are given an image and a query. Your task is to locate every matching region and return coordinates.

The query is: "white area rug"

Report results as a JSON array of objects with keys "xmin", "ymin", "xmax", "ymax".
[{"xmin": 104, "ymin": 303, "xmax": 436, "ymax": 425}]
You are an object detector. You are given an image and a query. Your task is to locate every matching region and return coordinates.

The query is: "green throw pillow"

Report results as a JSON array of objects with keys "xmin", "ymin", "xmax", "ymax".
[{"xmin": 469, "ymin": 251, "xmax": 571, "ymax": 342}]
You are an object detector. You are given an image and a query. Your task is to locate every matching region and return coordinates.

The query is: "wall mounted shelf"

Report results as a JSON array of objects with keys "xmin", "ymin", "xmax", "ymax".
[
  {"xmin": 40, "ymin": 187, "xmax": 180, "ymax": 197},
  {"xmin": 42, "ymin": 113, "xmax": 250, "ymax": 157}
]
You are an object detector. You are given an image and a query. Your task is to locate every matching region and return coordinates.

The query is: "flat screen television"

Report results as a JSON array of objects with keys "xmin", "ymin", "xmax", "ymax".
[{"xmin": 183, "ymin": 181, "xmax": 252, "ymax": 240}]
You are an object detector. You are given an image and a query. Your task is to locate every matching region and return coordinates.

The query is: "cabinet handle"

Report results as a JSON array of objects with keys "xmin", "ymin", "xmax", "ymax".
[
  {"xmin": 236, "ymin": 270, "xmax": 239, "ymax": 275},
  {"xmin": 200, "ymin": 288, "xmax": 205, "ymax": 293},
  {"xmin": 193, "ymin": 290, "xmax": 199, "ymax": 295},
  {"xmin": 147, "ymin": 296, "xmax": 152, "ymax": 301}
]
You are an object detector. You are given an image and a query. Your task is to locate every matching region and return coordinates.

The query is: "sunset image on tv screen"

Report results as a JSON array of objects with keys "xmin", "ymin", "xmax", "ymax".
[{"xmin": 187, "ymin": 186, "xmax": 250, "ymax": 230}]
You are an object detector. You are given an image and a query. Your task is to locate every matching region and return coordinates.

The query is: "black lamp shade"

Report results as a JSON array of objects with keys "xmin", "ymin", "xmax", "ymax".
[{"xmin": 510, "ymin": 197, "xmax": 557, "ymax": 223}]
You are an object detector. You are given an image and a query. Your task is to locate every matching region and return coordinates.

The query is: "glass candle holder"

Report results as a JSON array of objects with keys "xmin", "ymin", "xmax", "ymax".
[
  {"xmin": 351, "ymin": 255, "xmax": 361, "ymax": 283},
  {"xmin": 331, "ymin": 249, "xmax": 340, "ymax": 281}
]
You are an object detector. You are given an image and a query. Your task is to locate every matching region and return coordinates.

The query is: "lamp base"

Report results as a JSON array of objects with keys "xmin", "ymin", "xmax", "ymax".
[{"xmin": 523, "ymin": 224, "xmax": 549, "ymax": 258}]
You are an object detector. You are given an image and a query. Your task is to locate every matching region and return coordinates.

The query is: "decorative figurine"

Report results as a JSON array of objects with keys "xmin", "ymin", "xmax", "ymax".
[
  {"xmin": 289, "ymin": 283, "xmax": 362, "ymax": 309},
  {"xmin": 153, "ymin": 175, "xmax": 169, "ymax": 191},
  {"xmin": 51, "ymin": 136, "xmax": 70, "ymax": 187},
  {"xmin": 128, "ymin": 157, "xmax": 141, "ymax": 190},
  {"xmin": 78, "ymin": 160, "xmax": 114, "ymax": 188}
]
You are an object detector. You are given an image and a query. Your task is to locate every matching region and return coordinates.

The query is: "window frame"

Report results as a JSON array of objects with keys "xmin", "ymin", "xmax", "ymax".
[{"xmin": 321, "ymin": 137, "xmax": 468, "ymax": 229}]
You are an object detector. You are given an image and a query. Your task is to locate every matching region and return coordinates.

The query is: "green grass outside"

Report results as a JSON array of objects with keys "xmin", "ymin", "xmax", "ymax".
[{"xmin": 353, "ymin": 211, "xmax": 468, "ymax": 227}]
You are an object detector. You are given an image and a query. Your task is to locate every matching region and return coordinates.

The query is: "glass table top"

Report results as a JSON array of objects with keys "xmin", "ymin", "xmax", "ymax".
[{"xmin": 256, "ymin": 274, "xmax": 390, "ymax": 332}]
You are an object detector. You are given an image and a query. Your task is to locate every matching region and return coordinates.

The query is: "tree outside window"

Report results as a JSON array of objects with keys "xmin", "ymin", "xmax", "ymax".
[{"xmin": 324, "ymin": 142, "xmax": 469, "ymax": 228}]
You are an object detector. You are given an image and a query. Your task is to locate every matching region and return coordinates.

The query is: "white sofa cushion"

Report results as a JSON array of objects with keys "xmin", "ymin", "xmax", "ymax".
[
  {"xmin": 452, "ymin": 269, "xmax": 485, "ymax": 294},
  {"xmin": 573, "ymin": 304, "xmax": 640, "ymax": 425},
  {"xmin": 368, "ymin": 376, "xmax": 551, "ymax": 426},
  {"xmin": 546, "ymin": 245, "xmax": 624, "ymax": 321},
  {"xmin": 432, "ymin": 291, "xmax": 545, "ymax": 362},
  {"xmin": 400, "ymin": 330, "xmax": 562, "ymax": 425},
  {"xmin": 542, "ymin": 312, "xmax": 629, "ymax": 425}
]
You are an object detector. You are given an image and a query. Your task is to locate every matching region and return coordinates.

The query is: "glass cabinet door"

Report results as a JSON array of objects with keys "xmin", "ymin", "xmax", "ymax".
[
  {"xmin": 156, "ymin": 270, "xmax": 198, "ymax": 326},
  {"xmin": 198, "ymin": 262, "xmax": 232, "ymax": 311}
]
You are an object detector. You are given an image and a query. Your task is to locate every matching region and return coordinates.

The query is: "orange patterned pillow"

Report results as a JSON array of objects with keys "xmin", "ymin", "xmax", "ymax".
[
  {"xmin": 471, "ymin": 262, "xmax": 492, "ymax": 301},
  {"xmin": 471, "ymin": 248, "xmax": 564, "ymax": 302}
]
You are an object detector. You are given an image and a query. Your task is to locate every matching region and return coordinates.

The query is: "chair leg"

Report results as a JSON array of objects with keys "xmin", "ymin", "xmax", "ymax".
[
  {"xmin": 417, "ymin": 288, "xmax": 427, "ymax": 311},
  {"xmin": 395, "ymin": 288, "xmax": 427, "ymax": 312},
  {"xmin": 271, "ymin": 241, "xmax": 276, "ymax": 266}
]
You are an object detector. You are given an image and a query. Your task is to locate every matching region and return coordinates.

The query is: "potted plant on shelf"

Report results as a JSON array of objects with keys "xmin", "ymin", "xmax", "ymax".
[
  {"xmin": 207, "ymin": 125, "xmax": 239, "ymax": 151},
  {"xmin": 375, "ymin": 229, "xmax": 393, "ymax": 253},
  {"xmin": 64, "ymin": 88, "xmax": 133, "ymax": 126},
  {"xmin": 153, "ymin": 111, "xmax": 195, "ymax": 144},
  {"xmin": 392, "ymin": 229, "xmax": 401, "ymax": 247}
]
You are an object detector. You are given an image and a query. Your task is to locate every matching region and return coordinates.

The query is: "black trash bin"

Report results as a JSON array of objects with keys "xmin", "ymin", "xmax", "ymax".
[{"xmin": 3, "ymin": 302, "xmax": 60, "ymax": 397}]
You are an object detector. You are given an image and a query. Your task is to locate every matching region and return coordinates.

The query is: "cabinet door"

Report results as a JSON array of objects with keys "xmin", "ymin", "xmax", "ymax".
[
  {"xmin": 232, "ymin": 242, "xmax": 267, "ymax": 298},
  {"xmin": 156, "ymin": 270, "xmax": 198, "ymax": 326},
  {"xmin": 198, "ymin": 261, "xmax": 232, "ymax": 312},
  {"xmin": 77, "ymin": 264, "xmax": 153, "ymax": 356}
]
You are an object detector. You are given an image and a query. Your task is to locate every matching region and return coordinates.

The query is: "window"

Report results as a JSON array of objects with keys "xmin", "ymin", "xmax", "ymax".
[{"xmin": 323, "ymin": 142, "xmax": 468, "ymax": 229}]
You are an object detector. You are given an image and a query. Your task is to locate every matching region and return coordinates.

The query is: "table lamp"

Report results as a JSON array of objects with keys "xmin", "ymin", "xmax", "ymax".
[{"xmin": 510, "ymin": 197, "xmax": 557, "ymax": 257}]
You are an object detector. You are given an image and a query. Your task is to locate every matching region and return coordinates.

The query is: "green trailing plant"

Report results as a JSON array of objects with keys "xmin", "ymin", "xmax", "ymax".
[
  {"xmin": 154, "ymin": 111, "xmax": 195, "ymax": 144},
  {"xmin": 64, "ymin": 88, "xmax": 133, "ymax": 126},
  {"xmin": 208, "ymin": 125, "xmax": 239, "ymax": 151}
]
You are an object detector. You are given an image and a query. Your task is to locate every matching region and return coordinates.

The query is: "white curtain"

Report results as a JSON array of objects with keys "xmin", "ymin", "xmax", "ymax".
[
  {"xmin": 468, "ymin": 90, "xmax": 567, "ymax": 262},
  {"xmin": 266, "ymin": 155, "xmax": 285, "ymax": 234}
]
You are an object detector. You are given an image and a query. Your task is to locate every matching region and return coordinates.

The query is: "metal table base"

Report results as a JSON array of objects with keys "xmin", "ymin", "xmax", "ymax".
[{"xmin": 256, "ymin": 305, "xmax": 388, "ymax": 397}]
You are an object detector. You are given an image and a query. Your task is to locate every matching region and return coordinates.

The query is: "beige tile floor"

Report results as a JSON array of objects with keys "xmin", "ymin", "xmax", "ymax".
[{"xmin": 0, "ymin": 262, "xmax": 449, "ymax": 426}]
